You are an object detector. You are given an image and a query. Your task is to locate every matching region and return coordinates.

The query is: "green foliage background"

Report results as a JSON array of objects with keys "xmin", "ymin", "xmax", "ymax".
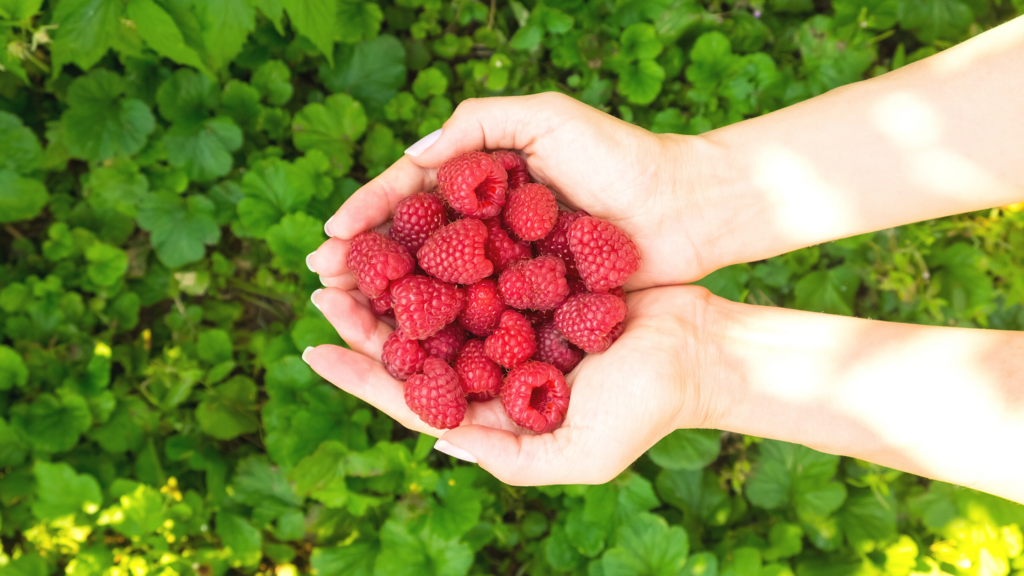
[{"xmin": 1, "ymin": 0, "xmax": 1024, "ymax": 574}]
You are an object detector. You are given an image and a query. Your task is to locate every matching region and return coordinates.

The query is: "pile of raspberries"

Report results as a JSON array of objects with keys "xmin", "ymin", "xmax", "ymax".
[{"xmin": 346, "ymin": 150, "xmax": 640, "ymax": 434}]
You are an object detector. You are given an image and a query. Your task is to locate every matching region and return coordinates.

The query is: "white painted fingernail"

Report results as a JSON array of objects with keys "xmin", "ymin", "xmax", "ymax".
[
  {"xmin": 434, "ymin": 439, "xmax": 477, "ymax": 463},
  {"xmin": 306, "ymin": 252, "xmax": 316, "ymax": 273},
  {"xmin": 405, "ymin": 128, "xmax": 442, "ymax": 157},
  {"xmin": 301, "ymin": 346, "xmax": 315, "ymax": 364},
  {"xmin": 319, "ymin": 275, "xmax": 327, "ymax": 287},
  {"xmin": 324, "ymin": 216, "xmax": 334, "ymax": 238},
  {"xmin": 310, "ymin": 289, "xmax": 322, "ymax": 310}
]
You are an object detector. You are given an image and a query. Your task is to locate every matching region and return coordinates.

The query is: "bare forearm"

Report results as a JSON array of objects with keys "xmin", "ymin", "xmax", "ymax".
[
  {"xmin": 686, "ymin": 15, "xmax": 1024, "ymax": 269},
  {"xmin": 703, "ymin": 296, "xmax": 1024, "ymax": 503}
]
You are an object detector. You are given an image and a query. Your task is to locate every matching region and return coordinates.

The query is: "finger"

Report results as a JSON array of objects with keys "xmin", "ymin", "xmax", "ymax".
[
  {"xmin": 307, "ymin": 238, "xmax": 352, "ymax": 276},
  {"xmin": 408, "ymin": 93, "xmax": 580, "ymax": 168},
  {"xmin": 318, "ymin": 274, "xmax": 356, "ymax": 291},
  {"xmin": 303, "ymin": 345, "xmax": 436, "ymax": 435},
  {"xmin": 326, "ymin": 155, "xmax": 435, "ymax": 240},
  {"xmin": 312, "ymin": 288, "xmax": 392, "ymax": 358}
]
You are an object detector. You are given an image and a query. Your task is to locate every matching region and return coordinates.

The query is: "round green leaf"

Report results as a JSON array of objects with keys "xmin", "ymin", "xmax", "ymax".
[
  {"xmin": 648, "ymin": 429, "xmax": 721, "ymax": 470},
  {"xmin": 62, "ymin": 69, "xmax": 156, "ymax": 162},
  {"xmin": 0, "ymin": 169, "xmax": 48, "ymax": 224}
]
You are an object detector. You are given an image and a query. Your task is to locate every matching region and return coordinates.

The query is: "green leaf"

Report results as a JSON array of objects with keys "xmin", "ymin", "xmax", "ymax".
[
  {"xmin": 746, "ymin": 440, "xmax": 847, "ymax": 518},
  {"xmin": 61, "ymin": 69, "xmax": 156, "ymax": 162},
  {"xmin": 337, "ymin": 0, "xmax": 383, "ymax": 44},
  {"xmin": 374, "ymin": 520, "xmax": 474, "ymax": 576},
  {"xmin": 763, "ymin": 523, "xmax": 804, "ymax": 561},
  {"xmin": 216, "ymin": 512, "xmax": 264, "ymax": 568},
  {"xmin": 196, "ymin": 375, "xmax": 259, "ymax": 440},
  {"xmin": 9, "ymin": 390, "xmax": 93, "ymax": 453},
  {"xmin": 648, "ymin": 429, "xmax": 721, "ymax": 470},
  {"xmin": 695, "ymin": 265, "xmax": 751, "ymax": 302},
  {"xmin": 221, "ymin": 79, "xmax": 263, "ymax": 129},
  {"xmin": 656, "ymin": 469, "xmax": 731, "ymax": 525},
  {"xmin": 292, "ymin": 94, "xmax": 367, "ymax": 177},
  {"xmin": 928, "ymin": 242, "xmax": 994, "ymax": 319},
  {"xmin": 282, "ymin": 0, "xmax": 337, "ymax": 66},
  {"xmin": 107, "ymin": 482, "xmax": 165, "ymax": 537},
  {"xmin": 156, "ymin": 68, "xmax": 218, "ymax": 123},
  {"xmin": 32, "ymin": 461, "xmax": 102, "ymax": 519},
  {"xmin": 87, "ymin": 396, "xmax": 154, "ymax": 453},
  {"xmin": 0, "ymin": 111, "xmax": 41, "ymax": 174},
  {"xmin": 194, "ymin": 0, "xmax": 255, "ymax": 70},
  {"xmin": 319, "ymin": 35, "xmax": 406, "ymax": 109},
  {"xmin": 0, "ymin": 417, "xmax": 29, "ymax": 467},
  {"xmin": 136, "ymin": 192, "xmax": 221, "ymax": 268},
  {"xmin": 291, "ymin": 314, "xmax": 344, "ymax": 350},
  {"xmin": 0, "ymin": 170, "xmax": 47, "ymax": 224},
  {"xmin": 683, "ymin": 552, "xmax": 719, "ymax": 576},
  {"xmin": 839, "ymin": 491, "xmax": 897, "ymax": 553},
  {"xmin": 252, "ymin": 60, "xmax": 294, "ymax": 106},
  {"xmin": 621, "ymin": 23, "xmax": 663, "ymax": 61},
  {"xmin": 83, "ymin": 160, "xmax": 149, "ymax": 217},
  {"xmin": 602, "ymin": 512, "xmax": 689, "ymax": 576},
  {"xmin": 128, "ymin": 0, "xmax": 212, "ymax": 76},
  {"xmin": 50, "ymin": 0, "xmax": 123, "ymax": 75},
  {"xmin": 198, "ymin": 329, "xmax": 233, "ymax": 364},
  {"xmin": 85, "ymin": 243, "xmax": 129, "ymax": 287},
  {"xmin": 617, "ymin": 59, "xmax": 665, "ymax": 105},
  {"xmin": 238, "ymin": 158, "xmax": 319, "ymax": 235},
  {"xmin": 793, "ymin": 265, "xmax": 860, "ymax": 316},
  {"xmin": 897, "ymin": 0, "xmax": 973, "ymax": 43},
  {"xmin": 0, "ymin": 0, "xmax": 42, "ymax": 19},
  {"xmin": 412, "ymin": 67, "xmax": 449, "ymax": 100},
  {"xmin": 311, "ymin": 543, "xmax": 377, "ymax": 576},
  {"xmin": 797, "ymin": 16, "xmax": 876, "ymax": 96},
  {"xmin": 163, "ymin": 116, "xmax": 243, "ymax": 182},
  {"xmin": 0, "ymin": 346, "xmax": 28, "ymax": 391},
  {"xmin": 266, "ymin": 212, "xmax": 327, "ymax": 271},
  {"xmin": 289, "ymin": 440, "xmax": 348, "ymax": 505},
  {"xmin": 429, "ymin": 469, "xmax": 484, "ymax": 540},
  {"xmin": 567, "ymin": 507, "xmax": 607, "ymax": 557},
  {"xmin": 359, "ymin": 124, "xmax": 403, "ymax": 178},
  {"xmin": 251, "ymin": 0, "xmax": 284, "ymax": 33},
  {"xmin": 834, "ymin": 0, "xmax": 898, "ymax": 30}
]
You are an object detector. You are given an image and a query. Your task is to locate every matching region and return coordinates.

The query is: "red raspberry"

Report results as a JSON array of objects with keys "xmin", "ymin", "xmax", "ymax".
[
  {"xmin": 501, "ymin": 361, "xmax": 570, "ymax": 433},
  {"xmin": 422, "ymin": 323, "xmax": 467, "ymax": 363},
  {"xmin": 568, "ymin": 217, "xmax": 640, "ymax": 293},
  {"xmin": 534, "ymin": 322, "xmax": 582, "ymax": 374},
  {"xmin": 483, "ymin": 217, "xmax": 531, "ymax": 273},
  {"xmin": 346, "ymin": 232, "xmax": 415, "ymax": 299},
  {"xmin": 554, "ymin": 292, "xmax": 628, "ymax": 353},
  {"xmin": 404, "ymin": 358, "xmax": 467, "ymax": 429},
  {"xmin": 454, "ymin": 339, "xmax": 502, "ymax": 402},
  {"xmin": 606, "ymin": 320, "xmax": 626, "ymax": 346},
  {"xmin": 536, "ymin": 210, "xmax": 588, "ymax": 278},
  {"xmin": 417, "ymin": 219, "xmax": 493, "ymax": 285},
  {"xmin": 436, "ymin": 151, "xmax": 507, "ymax": 219},
  {"xmin": 498, "ymin": 256, "xmax": 570, "ymax": 311},
  {"xmin": 524, "ymin": 308, "xmax": 555, "ymax": 326},
  {"xmin": 381, "ymin": 329, "xmax": 428, "ymax": 380},
  {"xmin": 390, "ymin": 276, "xmax": 465, "ymax": 340},
  {"xmin": 504, "ymin": 183, "xmax": 558, "ymax": 241},
  {"xmin": 484, "ymin": 310, "xmax": 537, "ymax": 369},
  {"xmin": 370, "ymin": 287, "xmax": 393, "ymax": 316},
  {"xmin": 458, "ymin": 279, "xmax": 508, "ymax": 337},
  {"xmin": 391, "ymin": 192, "xmax": 447, "ymax": 254},
  {"xmin": 567, "ymin": 278, "xmax": 588, "ymax": 297},
  {"xmin": 492, "ymin": 150, "xmax": 529, "ymax": 189}
]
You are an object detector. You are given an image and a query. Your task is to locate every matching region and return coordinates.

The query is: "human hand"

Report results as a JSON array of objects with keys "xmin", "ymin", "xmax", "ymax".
[
  {"xmin": 307, "ymin": 92, "xmax": 715, "ymax": 291},
  {"xmin": 302, "ymin": 284, "xmax": 716, "ymax": 485}
]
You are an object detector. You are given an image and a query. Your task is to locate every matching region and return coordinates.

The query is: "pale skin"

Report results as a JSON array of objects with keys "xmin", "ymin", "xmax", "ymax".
[{"xmin": 304, "ymin": 14, "xmax": 1024, "ymax": 503}]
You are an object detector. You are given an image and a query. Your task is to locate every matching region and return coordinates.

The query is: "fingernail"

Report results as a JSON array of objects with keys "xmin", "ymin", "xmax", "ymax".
[
  {"xmin": 301, "ymin": 346, "xmax": 315, "ymax": 364},
  {"xmin": 306, "ymin": 252, "xmax": 316, "ymax": 273},
  {"xmin": 434, "ymin": 439, "xmax": 477, "ymax": 463},
  {"xmin": 405, "ymin": 128, "xmax": 442, "ymax": 157},
  {"xmin": 319, "ymin": 275, "xmax": 327, "ymax": 287},
  {"xmin": 310, "ymin": 289, "xmax": 322, "ymax": 310},
  {"xmin": 324, "ymin": 216, "xmax": 334, "ymax": 238}
]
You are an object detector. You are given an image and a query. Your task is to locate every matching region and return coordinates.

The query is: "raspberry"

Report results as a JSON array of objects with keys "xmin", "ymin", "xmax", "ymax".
[
  {"xmin": 370, "ymin": 287, "xmax": 393, "ymax": 316},
  {"xmin": 346, "ymin": 232, "xmax": 415, "ymax": 299},
  {"xmin": 484, "ymin": 310, "xmax": 537, "ymax": 369},
  {"xmin": 504, "ymin": 183, "xmax": 559, "ymax": 241},
  {"xmin": 492, "ymin": 150, "xmax": 529, "ymax": 189},
  {"xmin": 567, "ymin": 278, "xmax": 588, "ymax": 297},
  {"xmin": 498, "ymin": 256, "xmax": 570, "ymax": 311},
  {"xmin": 568, "ymin": 217, "xmax": 641, "ymax": 293},
  {"xmin": 391, "ymin": 192, "xmax": 447, "ymax": 254},
  {"xmin": 483, "ymin": 217, "xmax": 531, "ymax": 273},
  {"xmin": 417, "ymin": 219, "xmax": 493, "ymax": 285},
  {"xmin": 436, "ymin": 151, "xmax": 507, "ymax": 219},
  {"xmin": 536, "ymin": 210, "xmax": 588, "ymax": 278},
  {"xmin": 606, "ymin": 320, "xmax": 626, "ymax": 346},
  {"xmin": 501, "ymin": 361, "xmax": 570, "ymax": 433},
  {"xmin": 381, "ymin": 329, "xmax": 428, "ymax": 380},
  {"xmin": 391, "ymin": 276, "xmax": 466, "ymax": 340},
  {"xmin": 524, "ymin": 308, "xmax": 555, "ymax": 326},
  {"xmin": 534, "ymin": 322, "xmax": 582, "ymax": 374},
  {"xmin": 554, "ymin": 292, "xmax": 628, "ymax": 353},
  {"xmin": 454, "ymin": 339, "xmax": 502, "ymax": 402},
  {"xmin": 422, "ymin": 323, "xmax": 467, "ymax": 363},
  {"xmin": 404, "ymin": 358, "xmax": 467, "ymax": 429},
  {"xmin": 458, "ymin": 279, "xmax": 508, "ymax": 337}
]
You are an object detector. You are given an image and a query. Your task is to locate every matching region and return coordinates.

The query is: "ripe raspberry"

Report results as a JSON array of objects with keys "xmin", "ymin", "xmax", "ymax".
[
  {"xmin": 498, "ymin": 256, "xmax": 570, "ymax": 311},
  {"xmin": 501, "ymin": 361, "xmax": 570, "ymax": 433},
  {"xmin": 483, "ymin": 217, "xmax": 531, "ymax": 273},
  {"xmin": 346, "ymin": 232, "xmax": 415, "ymax": 299},
  {"xmin": 458, "ymin": 279, "xmax": 508, "ymax": 337},
  {"xmin": 492, "ymin": 150, "xmax": 529, "ymax": 189},
  {"xmin": 534, "ymin": 322, "xmax": 582, "ymax": 374},
  {"xmin": 606, "ymin": 320, "xmax": 626, "ymax": 346},
  {"xmin": 536, "ymin": 210, "xmax": 588, "ymax": 278},
  {"xmin": 391, "ymin": 276, "xmax": 466, "ymax": 340},
  {"xmin": 422, "ymin": 323, "xmax": 467, "ymax": 363},
  {"xmin": 568, "ymin": 217, "xmax": 641, "ymax": 293},
  {"xmin": 381, "ymin": 329, "xmax": 428, "ymax": 381},
  {"xmin": 567, "ymin": 278, "xmax": 588, "ymax": 297},
  {"xmin": 417, "ymin": 219, "xmax": 493, "ymax": 285},
  {"xmin": 504, "ymin": 183, "xmax": 558, "ymax": 241},
  {"xmin": 484, "ymin": 310, "xmax": 537, "ymax": 369},
  {"xmin": 405, "ymin": 358, "xmax": 467, "ymax": 429},
  {"xmin": 391, "ymin": 192, "xmax": 447, "ymax": 254},
  {"xmin": 436, "ymin": 151, "xmax": 507, "ymax": 219},
  {"xmin": 370, "ymin": 287, "xmax": 393, "ymax": 316},
  {"xmin": 554, "ymin": 292, "xmax": 628, "ymax": 353},
  {"xmin": 524, "ymin": 308, "xmax": 555, "ymax": 326},
  {"xmin": 454, "ymin": 339, "xmax": 502, "ymax": 402}
]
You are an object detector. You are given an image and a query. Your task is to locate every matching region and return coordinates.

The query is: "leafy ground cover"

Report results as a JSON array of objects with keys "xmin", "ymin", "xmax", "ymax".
[{"xmin": 2, "ymin": 0, "xmax": 1024, "ymax": 575}]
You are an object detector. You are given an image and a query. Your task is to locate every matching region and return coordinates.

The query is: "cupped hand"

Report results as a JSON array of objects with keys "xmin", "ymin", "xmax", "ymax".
[
  {"xmin": 303, "ymin": 284, "xmax": 717, "ymax": 486},
  {"xmin": 307, "ymin": 92, "xmax": 713, "ymax": 291}
]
